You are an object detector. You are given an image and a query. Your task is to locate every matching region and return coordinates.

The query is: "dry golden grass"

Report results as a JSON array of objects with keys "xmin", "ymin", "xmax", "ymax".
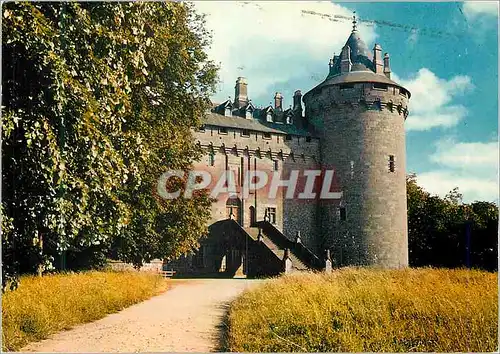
[
  {"xmin": 2, "ymin": 270, "xmax": 169, "ymax": 352},
  {"xmin": 227, "ymin": 267, "xmax": 498, "ymax": 352}
]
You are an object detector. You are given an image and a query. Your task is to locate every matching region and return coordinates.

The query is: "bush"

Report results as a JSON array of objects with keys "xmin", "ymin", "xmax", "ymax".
[
  {"xmin": 226, "ymin": 268, "xmax": 498, "ymax": 352},
  {"xmin": 2, "ymin": 271, "xmax": 168, "ymax": 351}
]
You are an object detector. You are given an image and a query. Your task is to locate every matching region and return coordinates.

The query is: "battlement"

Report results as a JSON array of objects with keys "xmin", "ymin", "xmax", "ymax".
[{"xmin": 304, "ymin": 81, "xmax": 410, "ymax": 122}]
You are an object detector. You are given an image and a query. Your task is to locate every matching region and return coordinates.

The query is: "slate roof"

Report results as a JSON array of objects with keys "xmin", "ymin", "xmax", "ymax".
[
  {"xmin": 307, "ymin": 28, "xmax": 410, "ymax": 99},
  {"xmin": 306, "ymin": 70, "xmax": 411, "ymax": 98},
  {"xmin": 201, "ymin": 112, "xmax": 318, "ymax": 138}
]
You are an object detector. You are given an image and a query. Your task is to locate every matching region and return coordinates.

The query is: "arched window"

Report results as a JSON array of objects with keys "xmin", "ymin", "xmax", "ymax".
[
  {"xmin": 249, "ymin": 206, "xmax": 256, "ymax": 226},
  {"xmin": 226, "ymin": 197, "xmax": 242, "ymax": 224}
]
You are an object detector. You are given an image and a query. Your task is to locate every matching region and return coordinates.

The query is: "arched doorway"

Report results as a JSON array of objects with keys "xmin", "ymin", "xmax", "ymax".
[
  {"xmin": 226, "ymin": 197, "xmax": 242, "ymax": 225},
  {"xmin": 249, "ymin": 206, "xmax": 256, "ymax": 226}
]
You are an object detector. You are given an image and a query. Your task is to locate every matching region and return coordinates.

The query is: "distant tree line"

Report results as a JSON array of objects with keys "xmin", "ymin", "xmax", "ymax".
[
  {"xmin": 407, "ymin": 174, "xmax": 498, "ymax": 271},
  {"xmin": 2, "ymin": 2, "xmax": 218, "ymax": 290}
]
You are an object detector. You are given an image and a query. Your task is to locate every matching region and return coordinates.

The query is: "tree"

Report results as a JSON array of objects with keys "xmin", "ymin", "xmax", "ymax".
[
  {"xmin": 406, "ymin": 173, "xmax": 498, "ymax": 270},
  {"xmin": 2, "ymin": 2, "xmax": 218, "ymax": 289}
]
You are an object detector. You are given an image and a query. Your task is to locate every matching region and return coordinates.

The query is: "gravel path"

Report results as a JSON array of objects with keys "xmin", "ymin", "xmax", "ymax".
[{"xmin": 22, "ymin": 278, "xmax": 263, "ymax": 353}]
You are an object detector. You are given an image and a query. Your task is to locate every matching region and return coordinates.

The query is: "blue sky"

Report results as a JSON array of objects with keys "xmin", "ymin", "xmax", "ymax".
[{"xmin": 193, "ymin": 1, "xmax": 498, "ymax": 203}]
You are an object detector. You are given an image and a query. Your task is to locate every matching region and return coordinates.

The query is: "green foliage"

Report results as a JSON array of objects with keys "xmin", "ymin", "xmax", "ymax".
[
  {"xmin": 2, "ymin": 2, "xmax": 218, "ymax": 287},
  {"xmin": 407, "ymin": 174, "xmax": 498, "ymax": 270}
]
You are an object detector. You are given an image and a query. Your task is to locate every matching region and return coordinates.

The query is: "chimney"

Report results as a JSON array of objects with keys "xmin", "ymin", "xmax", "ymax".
[
  {"xmin": 383, "ymin": 53, "xmax": 391, "ymax": 79},
  {"xmin": 274, "ymin": 92, "xmax": 283, "ymax": 111},
  {"xmin": 234, "ymin": 77, "xmax": 248, "ymax": 109},
  {"xmin": 293, "ymin": 90, "xmax": 302, "ymax": 112},
  {"xmin": 373, "ymin": 44, "xmax": 383, "ymax": 74},
  {"xmin": 340, "ymin": 45, "xmax": 352, "ymax": 73}
]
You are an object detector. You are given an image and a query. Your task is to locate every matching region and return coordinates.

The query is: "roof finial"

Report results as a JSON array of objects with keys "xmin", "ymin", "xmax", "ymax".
[{"xmin": 352, "ymin": 11, "xmax": 357, "ymax": 32}]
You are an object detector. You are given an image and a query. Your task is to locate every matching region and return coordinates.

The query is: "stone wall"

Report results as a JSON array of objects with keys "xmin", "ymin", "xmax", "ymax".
[
  {"xmin": 108, "ymin": 259, "xmax": 163, "ymax": 273},
  {"xmin": 305, "ymin": 82, "xmax": 409, "ymax": 268},
  {"xmin": 193, "ymin": 125, "xmax": 320, "ymax": 252}
]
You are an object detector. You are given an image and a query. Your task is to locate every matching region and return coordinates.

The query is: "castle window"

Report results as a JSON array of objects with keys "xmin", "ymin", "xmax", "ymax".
[
  {"xmin": 399, "ymin": 88, "xmax": 408, "ymax": 98},
  {"xmin": 219, "ymin": 127, "xmax": 228, "ymax": 135},
  {"xmin": 339, "ymin": 207, "xmax": 346, "ymax": 221},
  {"xmin": 373, "ymin": 83, "xmax": 388, "ymax": 91},
  {"xmin": 198, "ymin": 125, "xmax": 206, "ymax": 132},
  {"xmin": 263, "ymin": 132, "xmax": 272, "ymax": 140},
  {"xmin": 273, "ymin": 160, "xmax": 279, "ymax": 171},
  {"xmin": 306, "ymin": 136, "xmax": 312, "ymax": 143},
  {"xmin": 339, "ymin": 83, "xmax": 355, "ymax": 90},
  {"xmin": 266, "ymin": 207, "xmax": 277, "ymax": 224},
  {"xmin": 241, "ymin": 129, "xmax": 250, "ymax": 137},
  {"xmin": 209, "ymin": 153, "xmax": 215, "ymax": 166},
  {"xmin": 285, "ymin": 135, "xmax": 292, "ymax": 141},
  {"xmin": 389, "ymin": 155, "xmax": 395, "ymax": 172}
]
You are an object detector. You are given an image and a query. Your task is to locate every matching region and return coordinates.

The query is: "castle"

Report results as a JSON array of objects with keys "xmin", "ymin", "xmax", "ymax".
[{"xmin": 165, "ymin": 17, "xmax": 411, "ymax": 277}]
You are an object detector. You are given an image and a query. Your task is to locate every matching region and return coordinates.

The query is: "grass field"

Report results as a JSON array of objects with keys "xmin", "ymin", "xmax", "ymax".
[
  {"xmin": 2, "ymin": 271, "xmax": 168, "ymax": 352},
  {"xmin": 226, "ymin": 267, "xmax": 498, "ymax": 352}
]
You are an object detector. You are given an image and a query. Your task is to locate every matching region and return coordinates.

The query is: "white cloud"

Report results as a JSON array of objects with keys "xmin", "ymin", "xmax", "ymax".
[
  {"xmin": 415, "ymin": 138, "xmax": 499, "ymax": 203},
  {"xmin": 193, "ymin": 1, "xmax": 377, "ymax": 104},
  {"xmin": 395, "ymin": 69, "xmax": 474, "ymax": 131},
  {"xmin": 462, "ymin": 1, "xmax": 499, "ymax": 20},
  {"xmin": 430, "ymin": 138, "xmax": 499, "ymax": 170},
  {"xmin": 416, "ymin": 171, "xmax": 498, "ymax": 203}
]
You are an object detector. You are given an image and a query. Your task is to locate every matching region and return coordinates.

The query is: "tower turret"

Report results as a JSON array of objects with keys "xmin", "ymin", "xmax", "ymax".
[
  {"xmin": 373, "ymin": 44, "xmax": 384, "ymax": 74},
  {"xmin": 384, "ymin": 53, "xmax": 391, "ymax": 79},
  {"xmin": 303, "ymin": 19, "xmax": 411, "ymax": 269}
]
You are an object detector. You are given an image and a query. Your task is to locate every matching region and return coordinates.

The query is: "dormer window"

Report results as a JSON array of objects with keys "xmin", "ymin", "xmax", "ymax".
[
  {"xmin": 286, "ymin": 116, "xmax": 292, "ymax": 124},
  {"xmin": 224, "ymin": 107, "xmax": 231, "ymax": 116},
  {"xmin": 246, "ymin": 110, "xmax": 252, "ymax": 119},
  {"xmin": 266, "ymin": 113, "xmax": 273, "ymax": 122},
  {"xmin": 373, "ymin": 83, "xmax": 388, "ymax": 91},
  {"xmin": 339, "ymin": 83, "xmax": 355, "ymax": 90}
]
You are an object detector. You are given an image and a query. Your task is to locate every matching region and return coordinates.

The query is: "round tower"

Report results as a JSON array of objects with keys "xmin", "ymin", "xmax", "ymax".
[{"xmin": 303, "ymin": 17, "xmax": 411, "ymax": 268}]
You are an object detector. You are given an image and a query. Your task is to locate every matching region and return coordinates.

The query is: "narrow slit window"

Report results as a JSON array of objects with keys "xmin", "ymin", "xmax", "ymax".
[
  {"xmin": 389, "ymin": 155, "xmax": 395, "ymax": 172},
  {"xmin": 273, "ymin": 160, "xmax": 279, "ymax": 171},
  {"xmin": 209, "ymin": 153, "xmax": 215, "ymax": 166},
  {"xmin": 339, "ymin": 207, "xmax": 347, "ymax": 221}
]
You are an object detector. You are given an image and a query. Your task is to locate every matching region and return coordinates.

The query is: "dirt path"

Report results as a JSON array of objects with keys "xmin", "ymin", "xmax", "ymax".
[{"xmin": 22, "ymin": 278, "xmax": 263, "ymax": 353}]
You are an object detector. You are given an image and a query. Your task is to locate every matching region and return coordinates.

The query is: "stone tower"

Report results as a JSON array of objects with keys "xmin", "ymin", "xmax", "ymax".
[{"xmin": 303, "ymin": 16, "xmax": 411, "ymax": 268}]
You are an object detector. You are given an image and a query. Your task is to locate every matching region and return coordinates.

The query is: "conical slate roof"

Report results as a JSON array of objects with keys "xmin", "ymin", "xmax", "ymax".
[{"xmin": 345, "ymin": 30, "xmax": 372, "ymax": 63}]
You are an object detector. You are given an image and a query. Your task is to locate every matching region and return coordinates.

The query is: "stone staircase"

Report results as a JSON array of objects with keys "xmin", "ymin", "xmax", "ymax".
[{"xmin": 244, "ymin": 226, "xmax": 309, "ymax": 271}]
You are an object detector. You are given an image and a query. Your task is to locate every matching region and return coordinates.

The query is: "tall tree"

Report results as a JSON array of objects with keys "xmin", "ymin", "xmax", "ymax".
[
  {"xmin": 407, "ymin": 174, "xmax": 498, "ymax": 270},
  {"xmin": 2, "ymin": 2, "xmax": 217, "ymax": 289}
]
